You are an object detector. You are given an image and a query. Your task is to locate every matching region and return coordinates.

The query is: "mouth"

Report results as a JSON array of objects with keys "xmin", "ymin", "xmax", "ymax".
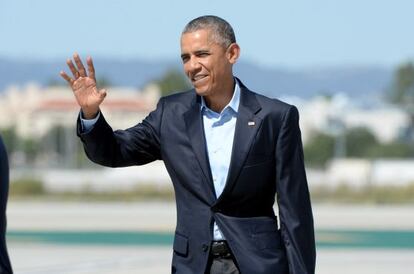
[{"xmin": 191, "ymin": 74, "xmax": 208, "ymax": 84}]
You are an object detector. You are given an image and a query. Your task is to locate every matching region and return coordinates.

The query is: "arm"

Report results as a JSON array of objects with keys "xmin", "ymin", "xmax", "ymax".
[
  {"xmin": 79, "ymin": 111, "xmax": 100, "ymax": 133},
  {"xmin": 61, "ymin": 53, "xmax": 162, "ymax": 167},
  {"xmin": 77, "ymin": 98, "xmax": 163, "ymax": 167},
  {"xmin": 275, "ymin": 106, "xmax": 316, "ymax": 274},
  {"xmin": 0, "ymin": 136, "xmax": 13, "ymax": 274},
  {"xmin": 0, "ymin": 136, "xmax": 9, "ymax": 214}
]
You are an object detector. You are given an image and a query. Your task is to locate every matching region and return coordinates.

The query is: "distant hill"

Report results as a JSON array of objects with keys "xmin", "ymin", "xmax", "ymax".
[{"xmin": 0, "ymin": 57, "xmax": 393, "ymax": 99}]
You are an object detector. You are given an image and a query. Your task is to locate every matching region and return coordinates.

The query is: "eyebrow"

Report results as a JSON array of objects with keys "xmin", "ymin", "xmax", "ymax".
[
  {"xmin": 181, "ymin": 49, "xmax": 210, "ymax": 58},
  {"xmin": 194, "ymin": 49, "xmax": 210, "ymax": 54}
]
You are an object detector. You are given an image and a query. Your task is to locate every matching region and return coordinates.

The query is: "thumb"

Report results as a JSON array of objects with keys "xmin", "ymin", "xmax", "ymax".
[{"xmin": 99, "ymin": 89, "xmax": 107, "ymax": 99}]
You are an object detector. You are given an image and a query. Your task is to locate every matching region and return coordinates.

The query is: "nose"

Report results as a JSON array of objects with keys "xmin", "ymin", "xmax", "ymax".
[{"xmin": 188, "ymin": 56, "xmax": 201, "ymax": 72}]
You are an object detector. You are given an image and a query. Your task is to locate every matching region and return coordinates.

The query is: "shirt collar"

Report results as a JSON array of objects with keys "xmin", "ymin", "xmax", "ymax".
[{"xmin": 200, "ymin": 78, "xmax": 240, "ymax": 114}]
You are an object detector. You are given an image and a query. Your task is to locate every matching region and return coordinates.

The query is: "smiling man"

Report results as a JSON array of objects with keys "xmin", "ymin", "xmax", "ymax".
[{"xmin": 61, "ymin": 15, "xmax": 315, "ymax": 274}]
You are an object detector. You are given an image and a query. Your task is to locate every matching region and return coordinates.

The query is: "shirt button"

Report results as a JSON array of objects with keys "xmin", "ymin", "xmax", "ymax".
[{"xmin": 202, "ymin": 244, "xmax": 209, "ymax": 252}]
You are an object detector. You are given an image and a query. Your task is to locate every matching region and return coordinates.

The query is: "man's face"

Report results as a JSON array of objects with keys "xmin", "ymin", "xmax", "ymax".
[{"xmin": 180, "ymin": 29, "xmax": 237, "ymax": 97}]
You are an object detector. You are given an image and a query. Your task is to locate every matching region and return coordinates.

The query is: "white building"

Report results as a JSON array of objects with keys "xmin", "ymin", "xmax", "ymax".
[
  {"xmin": 0, "ymin": 83, "xmax": 160, "ymax": 139},
  {"xmin": 283, "ymin": 94, "xmax": 411, "ymax": 144}
]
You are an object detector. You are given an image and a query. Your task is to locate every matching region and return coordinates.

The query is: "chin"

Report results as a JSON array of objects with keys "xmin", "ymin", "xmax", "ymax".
[{"xmin": 194, "ymin": 88, "xmax": 210, "ymax": 97}]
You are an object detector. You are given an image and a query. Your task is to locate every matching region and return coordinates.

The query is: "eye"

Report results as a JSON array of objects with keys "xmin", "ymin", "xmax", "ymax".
[
  {"xmin": 181, "ymin": 55, "xmax": 189, "ymax": 63},
  {"xmin": 197, "ymin": 52, "xmax": 209, "ymax": 57}
]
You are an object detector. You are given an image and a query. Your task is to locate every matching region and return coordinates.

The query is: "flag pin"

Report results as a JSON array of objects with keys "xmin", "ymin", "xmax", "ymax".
[{"xmin": 248, "ymin": 121, "xmax": 255, "ymax": 126}]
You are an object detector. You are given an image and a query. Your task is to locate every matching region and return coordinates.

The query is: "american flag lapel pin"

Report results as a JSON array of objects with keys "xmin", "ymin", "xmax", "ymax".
[{"xmin": 248, "ymin": 121, "xmax": 255, "ymax": 126}]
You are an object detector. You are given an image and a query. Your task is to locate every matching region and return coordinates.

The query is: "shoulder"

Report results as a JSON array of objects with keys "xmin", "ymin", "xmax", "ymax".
[
  {"xmin": 256, "ymin": 92, "xmax": 293, "ymax": 112},
  {"xmin": 0, "ymin": 135, "xmax": 8, "ymax": 175},
  {"xmin": 157, "ymin": 89, "xmax": 195, "ymax": 110},
  {"xmin": 0, "ymin": 136, "xmax": 6, "ymax": 157},
  {"xmin": 160, "ymin": 89, "xmax": 194, "ymax": 103},
  {"xmin": 239, "ymin": 80, "xmax": 297, "ymax": 119}
]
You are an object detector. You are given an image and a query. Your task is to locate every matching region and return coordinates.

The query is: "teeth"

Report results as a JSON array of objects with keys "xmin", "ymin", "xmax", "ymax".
[{"xmin": 193, "ymin": 75, "xmax": 206, "ymax": 81}]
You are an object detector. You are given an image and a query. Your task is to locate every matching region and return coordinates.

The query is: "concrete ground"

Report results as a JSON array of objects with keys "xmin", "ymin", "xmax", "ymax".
[
  {"xmin": 6, "ymin": 201, "xmax": 414, "ymax": 273},
  {"xmin": 9, "ymin": 243, "xmax": 414, "ymax": 274}
]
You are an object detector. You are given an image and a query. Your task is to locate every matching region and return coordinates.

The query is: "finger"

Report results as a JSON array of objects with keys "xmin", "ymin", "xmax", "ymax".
[
  {"xmin": 73, "ymin": 53, "xmax": 87, "ymax": 77},
  {"xmin": 99, "ymin": 89, "xmax": 107, "ymax": 99},
  {"xmin": 66, "ymin": 58, "xmax": 80, "ymax": 79},
  {"xmin": 87, "ymin": 56, "xmax": 96, "ymax": 81},
  {"xmin": 60, "ymin": 71, "xmax": 74, "ymax": 85}
]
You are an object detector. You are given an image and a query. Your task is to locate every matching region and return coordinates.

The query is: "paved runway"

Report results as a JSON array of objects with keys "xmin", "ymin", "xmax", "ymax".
[
  {"xmin": 6, "ymin": 202, "xmax": 414, "ymax": 273},
  {"xmin": 9, "ymin": 243, "xmax": 414, "ymax": 274}
]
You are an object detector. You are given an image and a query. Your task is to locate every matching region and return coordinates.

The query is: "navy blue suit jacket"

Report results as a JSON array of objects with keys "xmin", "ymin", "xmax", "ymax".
[
  {"xmin": 77, "ymin": 79, "xmax": 316, "ymax": 274},
  {"xmin": 0, "ymin": 136, "xmax": 12, "ymax": 274}
]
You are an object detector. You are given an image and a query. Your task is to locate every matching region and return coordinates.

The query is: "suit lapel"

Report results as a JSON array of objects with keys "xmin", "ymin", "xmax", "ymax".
[
  {"xmin": 216, "ymin": 85, "xmax": 262, "ymax": 203},
  {"xmin": 183, "ymin": 95, "xmax": 215, "ymax": 197},
  {"xmin": 183, "ymin": 83, "xmax": 263, "ymax": 203}
]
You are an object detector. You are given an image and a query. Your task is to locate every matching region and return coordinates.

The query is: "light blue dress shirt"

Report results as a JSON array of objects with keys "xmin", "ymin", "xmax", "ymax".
[
  {"xmin": 201, "ymin": 80, "xmax": 240, "ymax": 240},
  {"xmin": 81, "ymin": 112, "xmax": 100, "ymax": 131},
  {"xmin": 80, "ymin": 80, "xmax": 241, "ymax": 241}
]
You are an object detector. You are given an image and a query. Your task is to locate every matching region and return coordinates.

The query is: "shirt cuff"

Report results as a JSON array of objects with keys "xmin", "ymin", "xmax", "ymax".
[{"xmin": 80, "ymin": 111, "xmax": 100, "ymax": 132}]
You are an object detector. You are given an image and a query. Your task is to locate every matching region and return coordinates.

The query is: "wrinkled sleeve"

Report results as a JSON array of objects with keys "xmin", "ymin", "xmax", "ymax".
[
  {"xmin": 76, "ymin": 98, "xmax": 164, "ymax": 167},
  {"xmin": 275, "ymin": 105, "xmax": 316, "ymax": 274},
  {"xmin": 79, "ymin": 111, "xmax": 101, "ymax": 133}
]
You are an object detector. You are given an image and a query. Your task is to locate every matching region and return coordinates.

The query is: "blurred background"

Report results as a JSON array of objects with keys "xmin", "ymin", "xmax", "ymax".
[{"xmin": 1, "ymin": 0, "xmax": 414, "ymax": 273}]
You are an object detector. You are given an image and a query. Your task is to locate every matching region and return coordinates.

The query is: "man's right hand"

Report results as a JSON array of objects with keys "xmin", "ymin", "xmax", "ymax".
[{"xmin": 60, "ymin": 53, "xmax": 107, "ymax": 119}]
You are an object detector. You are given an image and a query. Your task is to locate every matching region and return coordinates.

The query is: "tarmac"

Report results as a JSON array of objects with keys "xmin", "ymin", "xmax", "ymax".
[{"xmin": 6, "ymin": 201, "xmax": 414, "ymax": 273}]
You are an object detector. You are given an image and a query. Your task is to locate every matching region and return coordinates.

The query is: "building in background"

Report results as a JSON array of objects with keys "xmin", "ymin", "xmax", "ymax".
[
  {"xmin": 2, "ymin": 85, "xmax": 414, "ymax": 190},
  {"xmin": 0, "ymin": 83, "xmax": 160, "ymax": 139}
]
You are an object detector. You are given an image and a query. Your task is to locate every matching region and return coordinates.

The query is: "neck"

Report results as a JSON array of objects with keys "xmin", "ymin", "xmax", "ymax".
[{"xmin": 204, "ymin": 77, "xmax": 235, "ymax": 113}]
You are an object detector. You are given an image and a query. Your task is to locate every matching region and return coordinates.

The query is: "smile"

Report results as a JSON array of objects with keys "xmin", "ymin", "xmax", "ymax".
[{"xmin": 192, "ymin": 75, "xmax": 208, "ymax": 83}]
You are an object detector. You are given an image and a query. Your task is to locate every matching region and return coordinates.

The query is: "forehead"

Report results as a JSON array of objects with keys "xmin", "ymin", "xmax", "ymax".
[{"xmin": 180, "ymin": 29, "xmax": 219, "ymax": 52}]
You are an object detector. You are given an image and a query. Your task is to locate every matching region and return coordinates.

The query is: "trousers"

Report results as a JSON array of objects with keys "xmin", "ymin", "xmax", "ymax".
[{"xmin": 206, "ymin": 241, "xmax": 240, "ymax": 274}]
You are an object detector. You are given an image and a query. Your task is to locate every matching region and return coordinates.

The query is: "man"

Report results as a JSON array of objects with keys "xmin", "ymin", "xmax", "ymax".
[
  {"xmin": 0, "ymin": 135, "xmax": 13, "ymax": 274},
  {"xmin": 61, "ymin": 15, "xmax": 315, "ymax": 274}
]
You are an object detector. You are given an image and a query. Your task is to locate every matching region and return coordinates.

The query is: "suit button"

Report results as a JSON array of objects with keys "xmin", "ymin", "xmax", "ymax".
[{"xmin": 202, "ymin": 244, "xmax": 209, "ymax": 252}]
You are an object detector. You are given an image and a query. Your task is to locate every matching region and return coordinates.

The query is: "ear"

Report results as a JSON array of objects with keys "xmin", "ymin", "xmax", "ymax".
[{"xmin": 226, "ymin": 43, "xmax": 240, "ymax": 64}]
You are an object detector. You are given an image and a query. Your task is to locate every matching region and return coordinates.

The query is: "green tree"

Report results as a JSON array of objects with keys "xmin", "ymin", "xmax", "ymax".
[
  {"xmin": 96, "ymin": 77, "xmax": 112, "ymax": 88},
  {"xmin": 343, "ymin": 127, "xmax": 414, "ymax": 159},
  {"xmin": 389, "ymin": 62, "xmax": 414, "ymax": 105},
  {"xmin": 154, "ymin": 68, "xmax": 191, "ymax": 96},
  {"xmin": 303, "ymin": 132, "xmax": 335, "ymax": 167},
  {"xmin": 48, "ymin": 76, "xmax": 112, "ymax": 88},
  {"xmin": 22, "ymin": 138, "xmax": 39, "ymax": 162},
  {"xmin": 345, "ymin": 127, "xmax": 379, "ymax": 157},
  {"xmin": 48, "ymin": 78, "xmax": 65, "ymax": 87},
  {"xmin": 388, "ymin": 62, "xmax": 414, "ymax": 140},
  {"xmin": 0, "ymin": 127, "xmax": 18, "ymax": 154},
  {"xmin": 365, "ymin": 142, "xmax": 414, "ymax": 158}
]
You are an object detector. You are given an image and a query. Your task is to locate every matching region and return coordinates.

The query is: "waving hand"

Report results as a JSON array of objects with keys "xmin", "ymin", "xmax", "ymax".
[{"xmin": 60, "ymin": 53, "xmax": 106, "ymax": 119}]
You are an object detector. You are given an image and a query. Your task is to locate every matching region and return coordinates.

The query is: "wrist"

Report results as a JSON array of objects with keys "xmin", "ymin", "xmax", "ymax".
[{"xmin": 81, "ymin": 108, "xmax": 99, "ymax": 119}]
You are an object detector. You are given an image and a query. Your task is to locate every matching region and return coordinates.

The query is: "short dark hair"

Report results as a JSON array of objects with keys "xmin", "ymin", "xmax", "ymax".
[{"xmin": 182, "ymin": 15, "xmax": 236, "ymax": 48}]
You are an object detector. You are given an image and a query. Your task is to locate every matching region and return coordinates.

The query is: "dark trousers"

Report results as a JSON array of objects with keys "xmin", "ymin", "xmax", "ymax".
[
  {"xmin": 206, "ymin": 241, "xmax": 240, "ymax": 274},
  {"xmin": 207, "ymin": 257, "xmax": 240, "ymax": 274}
]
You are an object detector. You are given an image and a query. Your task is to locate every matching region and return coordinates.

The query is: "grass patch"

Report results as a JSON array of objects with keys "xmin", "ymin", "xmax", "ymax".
[
  {"xmin": 311, "ymin": 183, "xmax": 414, "ymax": 204},
  {"xmin": 9, "ymin": 179, "xmax": 414, "ymax": 204},
  {"xmin": 9, "ymin": 180, "xmax": 174, "ymax": 202},
  {"xmin": 10, "ymin": 179, "xmax": 46, "ymax": 196}
]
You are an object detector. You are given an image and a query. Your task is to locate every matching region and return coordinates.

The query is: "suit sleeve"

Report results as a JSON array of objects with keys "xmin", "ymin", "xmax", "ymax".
[
  {"xmin": 77, "ymin": 98, "xmax": 164, "ymax": 167},
  {"xmin": 275, "ymin": 105, "xmax": 316, "ymax": 274},
  {"xmin": 0, "ymin": 136, "xmax": 13, "ymax": 274}
]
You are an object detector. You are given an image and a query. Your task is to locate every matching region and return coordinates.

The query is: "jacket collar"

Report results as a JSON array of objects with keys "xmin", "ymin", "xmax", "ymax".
[{"xmin": 184, "ymin": 77, "xmax": 262, "ymax": 202}]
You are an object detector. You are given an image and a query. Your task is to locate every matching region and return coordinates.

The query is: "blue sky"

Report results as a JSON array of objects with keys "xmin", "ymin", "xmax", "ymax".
[{"xmin": 1, "ymin": 0, "xmax": 414, "ymax": 68}]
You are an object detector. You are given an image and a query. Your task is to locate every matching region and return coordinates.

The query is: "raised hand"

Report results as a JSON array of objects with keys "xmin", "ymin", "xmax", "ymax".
[{"xmin": 60, "ymin": 53, "xmax": 107, "ymax": 119}]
